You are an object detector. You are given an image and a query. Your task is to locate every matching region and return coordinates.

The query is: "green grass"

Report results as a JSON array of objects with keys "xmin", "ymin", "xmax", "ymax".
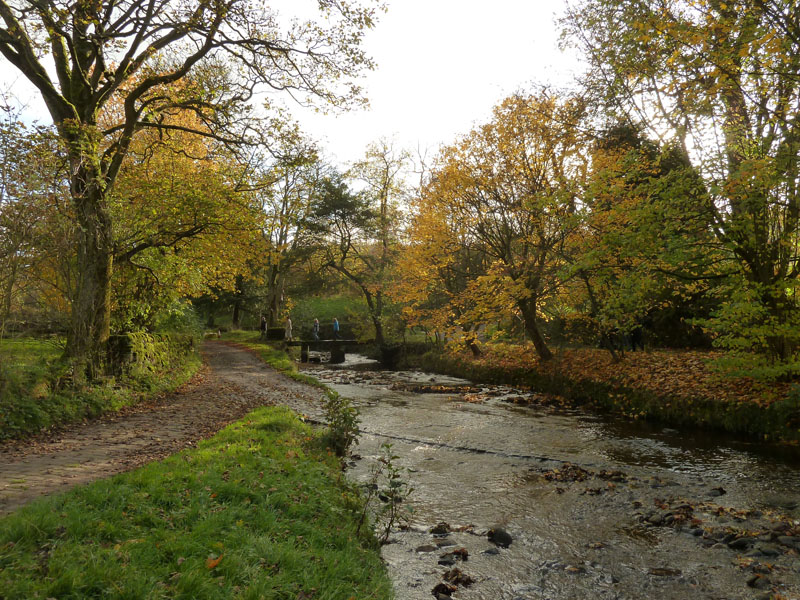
[
  {"xmin": 0, "ymin": 406, "xmax": 393, "ymax": 599},
  {"xmin": 0, "ymin": 337, "xmax": 63, "ymax": 366},
  {"xmin": 0, "ymin": 337, "xmax": 201, "ymax": 441},
  {"xmin": 289, "ymin": 295, "xmax": 365, "ymax": 325}
]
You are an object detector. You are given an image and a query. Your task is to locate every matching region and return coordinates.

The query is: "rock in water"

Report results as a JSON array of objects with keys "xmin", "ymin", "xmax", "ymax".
[
  {"xmin": 430, "ymin": 521, "xmax": 451, "ymax": 535},
  {"xmin": 488, "ymin": 527, "xmax": 513, "ymax": 548}
]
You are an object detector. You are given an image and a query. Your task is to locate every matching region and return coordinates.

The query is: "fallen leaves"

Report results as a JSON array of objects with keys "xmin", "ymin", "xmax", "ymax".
[
  {"xmin": 461, "ymin": 345, "xmax": 789, "ymax": 410},
  {"xmin": 206, "ymin": 554, "xmax": 223, "ymax": 569}
]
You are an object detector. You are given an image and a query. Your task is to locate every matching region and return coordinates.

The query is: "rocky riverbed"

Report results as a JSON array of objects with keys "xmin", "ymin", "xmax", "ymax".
[{"xmin": 302, "ymin": 356, "xmax": 800, "ymax": 600}]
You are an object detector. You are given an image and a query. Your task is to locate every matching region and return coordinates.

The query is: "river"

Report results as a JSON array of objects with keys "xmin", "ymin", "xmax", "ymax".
[{"xmin": 300, "ymin": 354, "xmax": 800, "ymax": 600}]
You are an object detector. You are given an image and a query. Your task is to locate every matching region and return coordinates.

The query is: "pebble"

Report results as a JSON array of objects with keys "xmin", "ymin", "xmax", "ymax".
[{"xmin": 745, "ymin": 543, "xmax": 781, "ymax": 558}]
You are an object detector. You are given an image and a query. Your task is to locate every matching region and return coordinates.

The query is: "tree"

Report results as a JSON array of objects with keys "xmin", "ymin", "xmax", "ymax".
[
  {"xmin": 0, "ymin": 108, "xmax": 72, "ymax": 337},
  {"xmin": 0, "ymin": 0, "xmax": 378, "ymax": 377},
  {"xmin": 397, "ymin": 174, "xmax": 492, "ymax": 354},
  {"xmin": 313, "ymin": 140, "xmax": 408, "ymax": 346},
  {"xmin": 253, "ymin": 134, "xmax": 324, "ymax": 328},
  {"xmin": 569, "ymin": 123, "xmax": 717, "ymax": 358},
  {"xmin": 564, "ymin": 0, "xmax": 800, "ymax": 376},
  {"xmin": 109, "ymin": 108, "xmax": 260, "ymax": 330},
  {"xmin": 419, "ymin": 92, "xmax": 589, "ymax": 361}
]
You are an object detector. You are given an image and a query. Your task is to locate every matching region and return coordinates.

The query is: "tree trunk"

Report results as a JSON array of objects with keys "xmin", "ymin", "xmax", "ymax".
[
  {"xmin": 232, "ymin": 275, "xmax": 244, "ymax": 328},
  {"xmin": 519, "ymin": 297, "xmax": 553, "ymax": 361},
  {"xmin": 363, "ymin": 288, "xmax": 385, "ymax": 346},
  {"xmin": 67, "ymin": 175, "xmax": 113, "ymax": 381},
  {"xmin": 265, "ymin": 265, "xmax": 284, "ymax": 328},
  {"xmin": 0, "ymin": 261, "xmax": 18, "ymax": 339},
  {"xmin": 60, "ymin": 127, "xmax": 114, "ymax": 381},
  {"xmin": 463, "ymin": 325, "xmax": 482, "ymax": 357}
]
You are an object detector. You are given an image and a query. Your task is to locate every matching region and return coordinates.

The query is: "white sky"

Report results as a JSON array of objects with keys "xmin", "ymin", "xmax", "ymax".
[
  {"xmin": 295, "ymin": 0, "xmax": 583, "ymax": 166},
  {"xmin": 0, "ymin": 1, "xmax": 583, "ymax": 168}
]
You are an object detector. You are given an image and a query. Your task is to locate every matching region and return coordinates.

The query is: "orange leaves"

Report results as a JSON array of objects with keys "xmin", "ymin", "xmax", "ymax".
[
  {"xmin": 461, "ymin": 343, "xmax": 788, "ymax": 408},
  {"xmin": 206, "ymin": 554, "xmax": 223, "ymax": 569}
]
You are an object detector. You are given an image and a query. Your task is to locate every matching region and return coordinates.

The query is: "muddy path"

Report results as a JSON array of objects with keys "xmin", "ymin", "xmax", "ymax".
[{"xmin": 0, "ymin": 341, "xmax": 324, "ymax": 515}]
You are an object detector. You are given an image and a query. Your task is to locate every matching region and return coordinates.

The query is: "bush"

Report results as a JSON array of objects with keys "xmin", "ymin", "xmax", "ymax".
[{"xmin": 322, "ymin": 390, "xmax": 360, "ymax": 457}]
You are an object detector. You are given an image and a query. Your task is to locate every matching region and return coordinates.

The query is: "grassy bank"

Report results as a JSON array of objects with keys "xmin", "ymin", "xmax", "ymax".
[
  {"xmin": 0, "ymin": 405, "xmax": 393, "ymax": 599},
  {"xmin": 0, "ymin": 336, "xmax": 200, "ymax": 441},
  {"xmin": 405, "ymin": 345, "xmax": 800, "ymax": 444}
]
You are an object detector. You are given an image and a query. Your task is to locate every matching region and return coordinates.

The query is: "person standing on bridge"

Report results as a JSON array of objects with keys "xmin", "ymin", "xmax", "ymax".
[
  {"xmin": 312, "ymin": 318, "xmax": 320, "ymax": 340},
  {"xmin": 284, "ymin": 316, "xmax": 293, "ymax": 341},
  {"xmin": 333, "ymin": 317, "xmax": 340, "ymax": 340}
]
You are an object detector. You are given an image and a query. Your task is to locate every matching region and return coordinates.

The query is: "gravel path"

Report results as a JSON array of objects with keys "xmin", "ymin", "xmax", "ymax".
[{"xmin": 0, "ymin": 341, "xmax": 325, "ymax": 515}]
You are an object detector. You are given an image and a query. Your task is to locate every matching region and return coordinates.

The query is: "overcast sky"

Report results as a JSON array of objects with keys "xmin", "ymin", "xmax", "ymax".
[
  {"xmin": 0, "ymin": 1, "xmax": 583, "ymax": 167},
  {"xmin": 294, "ymin": 0, "xmax": 583, "ymax": 166}
]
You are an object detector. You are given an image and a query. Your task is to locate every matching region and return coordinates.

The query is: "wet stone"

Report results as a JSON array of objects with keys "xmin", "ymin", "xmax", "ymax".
[
  {"xmin": 415, "ymin": 544, "xmax": 438, "ymax": 553},
  {"xmin": 443, "ymin": 567, "xmax": 475, "ymax": 587},
  {"xmin": 432, "ymin": 582, "xmax": 456, "ymax": 598},
  {"xmin": 645, "ymin": 511, "xmax": 665, "ymax": 526},
  {"xmin": 709, "ymin": 486, "xmax": 727, "ymax": 497},
  {"xmin": 488, "ymin": 527, "xmax": 513, "ymax": 548},
  {"xmin": 728, "ymin": 536, "xmax": 755, "ymax": 550},
  {"xmin": 771, "ymin": 521, "xmax": 791, "ymax": 534},
  {"xmin": 438, "ymin": 548, "xmax": 468, "ymax": 565},
  {"xmin": 746, "ymin": 574, "xmax": 771, "ymax": 590},
  {"xmin": 430, "ymin": 522, "xmax": 450, "ymax": 535},
  {"xmin": 711, "ymin": 543, "xmax": 728, "ymax": 550},
  {"xmin": 482, "ymin": 547, "xmax": 501, "ymax": 556},
  {"xmin": 648, "ymin": 568, "xmax": 682, "ymax": 577},
  {"xmin": 778, "ymin": 535, "xmax": 799, "ymax": 549},
  {"xmin": 754, "ymin": 543, "xmax": 781, "ymax": 557}
]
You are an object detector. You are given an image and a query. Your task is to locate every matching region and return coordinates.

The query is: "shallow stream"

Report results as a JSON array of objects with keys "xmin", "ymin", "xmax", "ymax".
[{"xmin": 300, "ymin": 354, "xmax": 800, "ymax": 600}]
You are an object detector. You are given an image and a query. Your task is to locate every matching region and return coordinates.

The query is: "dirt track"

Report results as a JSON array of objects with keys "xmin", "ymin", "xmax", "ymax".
[{"xmin": 0, "ymin": 341, "xmax": 325, "ymax": 515}]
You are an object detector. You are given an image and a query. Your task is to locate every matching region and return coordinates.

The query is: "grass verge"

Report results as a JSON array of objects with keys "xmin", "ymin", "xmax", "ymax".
[
  {"xmin": 0, "ymin": 405, "xmax": 393, "ymax": 599},
  {"xmin": 0, "ymin": 337, "xmax": 201, "ymax": 442}
]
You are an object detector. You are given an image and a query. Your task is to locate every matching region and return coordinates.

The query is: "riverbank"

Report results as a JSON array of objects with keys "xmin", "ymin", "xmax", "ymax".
[
  {"xmin": 404, "ymin": 344, "xmax": 800, "ymax": 444},
  {"xmin": 0, "ymin": 404, "xmax": 393, "ymax": 599}
]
